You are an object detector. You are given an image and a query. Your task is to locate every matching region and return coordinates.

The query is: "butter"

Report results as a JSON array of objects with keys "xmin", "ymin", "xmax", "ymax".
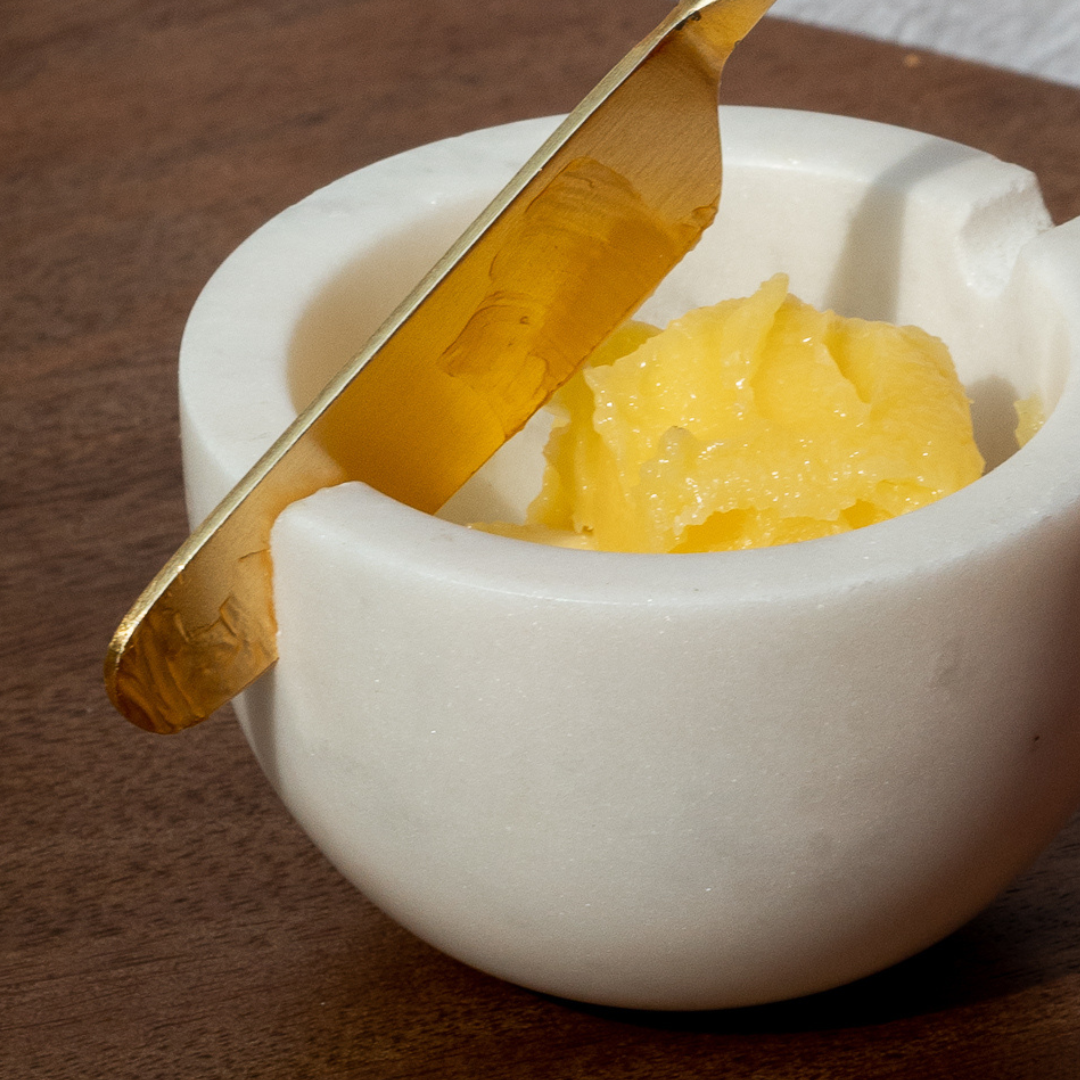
[
  {"xmin": 476, "ymin": 274, "xmax": 985, "ymax": 552},
  {"xmin": 1014, "ymin": 393, "xmax": 1046, "ymax": 448}
]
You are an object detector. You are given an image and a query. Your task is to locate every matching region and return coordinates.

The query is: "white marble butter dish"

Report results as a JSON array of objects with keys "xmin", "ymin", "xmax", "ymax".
[{"xmin": 179, "ymin": 109, "xmax": 1080, "ymax": 1010}]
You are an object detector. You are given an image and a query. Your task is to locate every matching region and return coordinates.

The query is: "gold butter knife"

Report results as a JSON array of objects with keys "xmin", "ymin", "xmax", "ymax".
[{"xmin": 105, "ymin": 0, "xmax": 776, "ymax": 733}]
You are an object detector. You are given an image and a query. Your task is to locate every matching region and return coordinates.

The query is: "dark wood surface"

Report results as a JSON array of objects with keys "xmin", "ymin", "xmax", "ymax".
[{"xmin": 4, "ymin": 2, "xmax": 1080, "ymax": 1076}]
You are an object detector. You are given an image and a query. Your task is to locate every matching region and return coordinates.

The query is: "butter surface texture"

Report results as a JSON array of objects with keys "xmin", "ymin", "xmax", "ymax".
[{"xmin": 478, "ymin": 275, "xmax": 985, "ymax": 552}]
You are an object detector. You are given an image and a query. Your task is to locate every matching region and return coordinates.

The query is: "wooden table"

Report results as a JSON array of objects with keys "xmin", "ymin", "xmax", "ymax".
[{"xmin": 4, "ymin": 2, "xmax": 1080, "ymax": 1076}]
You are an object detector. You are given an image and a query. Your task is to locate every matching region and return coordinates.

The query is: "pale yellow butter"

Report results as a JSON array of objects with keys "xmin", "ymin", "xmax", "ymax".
[{"xmin": 476, "ymin": 274, "xmax": 986, "ymax": 552}]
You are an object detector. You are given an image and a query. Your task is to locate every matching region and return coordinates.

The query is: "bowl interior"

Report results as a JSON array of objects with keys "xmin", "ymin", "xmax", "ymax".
[{"xmin": 283, "ymin": 108, "xmax": 1064, "ymax": 530}]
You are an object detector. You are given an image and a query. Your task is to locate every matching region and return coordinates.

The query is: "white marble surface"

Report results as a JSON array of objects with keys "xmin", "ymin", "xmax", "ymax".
[
  {"xmin": 772, "ymin": 0, "xmax": 1080, "ymax": 87},
  {"xmin": 180, "ymin": 111, "xmax": 1080, "ymax": 1009}
]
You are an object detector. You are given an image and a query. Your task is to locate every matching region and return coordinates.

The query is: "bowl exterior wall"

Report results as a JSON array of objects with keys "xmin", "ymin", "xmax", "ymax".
[{"xmin": 235, "ymin": 478, "xmax": 1080, "ymax": 1010}]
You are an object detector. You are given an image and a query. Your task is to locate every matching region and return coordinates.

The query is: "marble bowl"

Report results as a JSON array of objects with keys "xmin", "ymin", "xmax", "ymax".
[{"xmin": 179, "ymin": 108, "xmax": 1080, "ymax": 1010}]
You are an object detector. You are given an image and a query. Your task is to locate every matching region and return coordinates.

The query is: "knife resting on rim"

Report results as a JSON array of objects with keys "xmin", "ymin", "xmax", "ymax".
[{"xmin": 104, "ymin": 0, "xmax": 776, "ymax": 734}]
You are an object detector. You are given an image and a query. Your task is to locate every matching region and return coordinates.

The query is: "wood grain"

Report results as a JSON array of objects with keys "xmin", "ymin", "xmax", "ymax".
[{"xmin": 3, "ymin": 2, "xmax": 1080, "ymax": 1077}]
